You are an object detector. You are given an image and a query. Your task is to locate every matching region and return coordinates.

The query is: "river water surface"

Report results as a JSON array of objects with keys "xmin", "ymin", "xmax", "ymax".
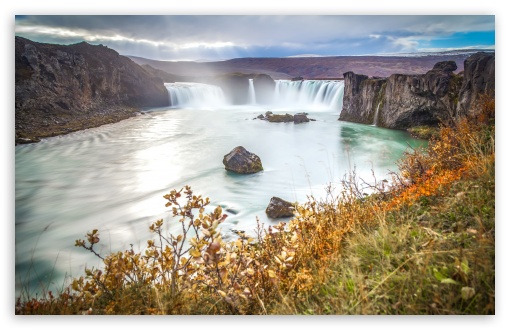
[{"xmin": 15, "ymin": 81, "xmax": 426, "ymax": 298}]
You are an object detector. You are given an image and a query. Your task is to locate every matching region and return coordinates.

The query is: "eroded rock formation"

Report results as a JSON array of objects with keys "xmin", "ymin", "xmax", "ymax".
[
  {"xmin": 339, "ymin": 52, "xmax": 495, "ymax": 129},
  {"xmin": 457, "ymin": 52, "xmax": 496, "ymax": 116}
]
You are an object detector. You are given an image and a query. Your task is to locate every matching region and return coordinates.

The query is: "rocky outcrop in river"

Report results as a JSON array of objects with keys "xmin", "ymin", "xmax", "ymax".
[
  {"xmin": 255, "ymin": 111, "xmax": 314, "ymax": 123},
  {"xmin": 15, "ymin": 37, "xmax": 169, "ymax": 144},
  {"xmin": 339, "ymin": 52, "xmax": 495, "ymax": 129}
]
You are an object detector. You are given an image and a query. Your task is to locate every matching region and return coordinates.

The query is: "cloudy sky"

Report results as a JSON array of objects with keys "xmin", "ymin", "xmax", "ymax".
[{"xmin": 14, "ymin": 15, "xmax": 495, "ymax": 61}]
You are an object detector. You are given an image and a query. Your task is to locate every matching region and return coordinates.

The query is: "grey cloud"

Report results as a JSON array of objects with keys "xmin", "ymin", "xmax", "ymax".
[{"xmin": 15, "ymin": 15, "xmax": 495, "ymax": 60}]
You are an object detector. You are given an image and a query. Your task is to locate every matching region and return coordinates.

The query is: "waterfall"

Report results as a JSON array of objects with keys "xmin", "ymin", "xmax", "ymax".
[
  {"xmin": 248, "ymin": 79, "xmax": 256, "ymax": 104},
  {"xmin": 274, "ymin": 80, "xmax": 344, "ymax": 110},
  {"xmin": 165, "ymin": 82, "xmax": 227, "ymax": 108},
  {"xmin": 373, "ymin": 102, "xmax": 381, "ymax": 126},
  {"xmin": 164, "ymin": 80, "xmax": 344, "ymax": 110}
]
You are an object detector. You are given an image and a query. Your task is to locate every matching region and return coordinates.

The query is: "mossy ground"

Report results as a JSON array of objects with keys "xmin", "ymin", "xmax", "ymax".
[{"xmin": 407, "ymin": 125, "xmax": 439, "ymax": 140}]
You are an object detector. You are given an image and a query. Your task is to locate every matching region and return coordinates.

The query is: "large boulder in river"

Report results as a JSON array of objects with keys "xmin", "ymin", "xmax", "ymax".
[
  {"xmin": 266, "ymin": 197, "xmax": 295, "ymax": 218},
  {"xmin": 223, "ymin": 146, "xmax": 263, "ymax": 174}
]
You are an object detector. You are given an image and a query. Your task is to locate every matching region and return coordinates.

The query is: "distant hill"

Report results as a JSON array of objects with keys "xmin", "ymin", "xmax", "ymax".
[{"xmin": 128, "ymin": 50, "xmax": 493, "ymax": 80}]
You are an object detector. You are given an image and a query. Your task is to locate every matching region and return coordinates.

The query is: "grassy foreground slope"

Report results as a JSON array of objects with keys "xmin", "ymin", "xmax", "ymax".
[{"xmin": 16, "ymin": 96, "xmax": 495, "ymax": 315}]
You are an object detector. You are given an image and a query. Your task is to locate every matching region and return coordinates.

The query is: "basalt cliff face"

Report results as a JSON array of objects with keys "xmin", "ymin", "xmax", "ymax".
[
  {"xmin": 457, "ymin": 52, "xmax": 496, "ymax": 116},
  {"xmin": 339, "ymin": 52, "xmax": 495, "ymax": 129},
  {"xmin": 15, "ymin": 37, "xmax": 169, "ymax": 144}
]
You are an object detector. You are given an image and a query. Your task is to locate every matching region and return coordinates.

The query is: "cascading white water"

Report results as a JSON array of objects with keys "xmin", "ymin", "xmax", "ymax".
[
  {"xmin": 373, "ymin": 102, "xmax": 381, "ymax": 126},
  {"xmin": 248, "ymin": 79, "xmax": 256, "ymax": 104},
  {"xmin": 164, "ymin": 80, "xmax": 344, "ymax": 110},
  {"xmin": 165, "ymin": 82, "xmax": 227, "ymax": 108},
  {"xmin": 274, "ymin": 80, "xmax": 344, "ymax": 110}
]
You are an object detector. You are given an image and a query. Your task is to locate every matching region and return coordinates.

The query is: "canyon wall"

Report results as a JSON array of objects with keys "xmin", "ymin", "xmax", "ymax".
[
  {"xmin": 15, "ymin": 37, "xmax": 169, "ymax": 144},
  {"xmin": 339, "ymin": 52, "xmax": 495, "ymax": 129}
]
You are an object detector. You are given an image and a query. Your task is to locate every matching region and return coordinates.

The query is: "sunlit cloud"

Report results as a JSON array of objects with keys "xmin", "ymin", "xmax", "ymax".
[
  {"xmin": 16, "ymin": 25, "xmax": 85, "ymax": 38},
  {"xmin": 389, "ymin": 36, "xmax": 421, "ymax": 51},
  {"xmin": 177, "ymin": 41, "xmax": 237, "ymax": 49},
  {"xmin": 16, "ymin": 25, "xmax": 165, "ymax": 47}
]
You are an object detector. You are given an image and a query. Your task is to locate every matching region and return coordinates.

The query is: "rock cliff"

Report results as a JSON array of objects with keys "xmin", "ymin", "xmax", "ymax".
[
  {"xmin": 457, "ymin": 52, "xmax": 496, "ymax": 116},
  {"xmin": 15, "ymin": 37, "xmax": 169, "ymax": 144},
  {"xmin": 339, "ymin": 52, "xmax": 495, "ymax": 129}
]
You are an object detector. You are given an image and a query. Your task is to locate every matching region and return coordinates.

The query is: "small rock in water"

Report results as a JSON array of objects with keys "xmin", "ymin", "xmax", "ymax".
[{"xmin": 266, "ymin": 196, "xmax": 295, "ymax": 218}]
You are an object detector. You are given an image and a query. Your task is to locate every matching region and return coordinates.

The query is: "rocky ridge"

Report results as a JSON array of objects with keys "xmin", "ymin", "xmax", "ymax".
[{"xmin": 15, "ymin": 37, "xmax": 169, "ymax": 144}]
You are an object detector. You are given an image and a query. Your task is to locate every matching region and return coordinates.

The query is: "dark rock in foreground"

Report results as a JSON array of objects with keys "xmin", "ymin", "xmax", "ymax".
[
  {"xmin": 223, "ymin": 146, "xmax": 263, "ymax": 174},
  {"xmin": 266, "ymin": 197, "xmax": 295, "ymax": 218}
]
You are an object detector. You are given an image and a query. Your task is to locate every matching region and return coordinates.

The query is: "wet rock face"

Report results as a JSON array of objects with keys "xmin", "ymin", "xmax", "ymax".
[
  {"xmin": 265, "ymin": 197, "xmax": 295, "ymax": 218},
  {"xmin": 340, "ymin": 72, "xmax": 386, "ymax": 125},
  {"xmin": 15, "ymin": 36, "xmax": 169, "ymax": 144},
  {"xmin": 223, "ymin": 146, "xmax": 263, "ymax": 174}
]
